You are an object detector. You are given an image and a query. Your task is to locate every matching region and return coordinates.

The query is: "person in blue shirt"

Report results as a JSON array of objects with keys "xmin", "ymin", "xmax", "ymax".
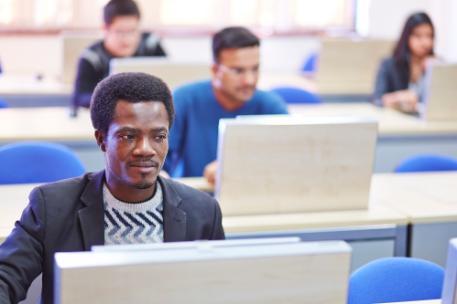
[{"xmin": 164, "ymin": 26, "xmax": 288, "ymax": 184}]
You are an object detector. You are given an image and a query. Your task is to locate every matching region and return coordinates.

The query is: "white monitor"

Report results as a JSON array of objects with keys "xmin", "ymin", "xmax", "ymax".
[
  {"xmin": 54, "ymin": 240, "xmax": 351, "ymax": 304},
  {"xmin": 215, "ymin": 115, "xmax": 378, "ymax": 216},
  {"xmin": 92, "ymin": 237, "xmax": 300, "ymax": 252},
  {"xmin": 316, "ymin": 38, "xmax": 393, "ymax": 94},
  {"xmin": 109, "ymin": 57, "xmax": 210, "ymax": 89},
  {"xmin": 421, "ymin": 63, "xmax": 457, "ymax": 121},
  {"xmin": 442, "ymin": 238, "xmax": 457, "ymax": 304}
]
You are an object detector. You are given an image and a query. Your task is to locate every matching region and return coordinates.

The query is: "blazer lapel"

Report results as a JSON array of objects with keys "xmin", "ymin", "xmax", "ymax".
[
  {"xmin": 160, "ymin": 177, "xmax": 187, "ymax": 242},
  {"xmin": 78, "ymin": 171, "xmax": 105, "ymax": 250}
]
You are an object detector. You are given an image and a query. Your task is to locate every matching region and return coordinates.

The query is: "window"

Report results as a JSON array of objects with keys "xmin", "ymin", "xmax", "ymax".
[{"xmin": 0, "ymin": 0, "xmax": 355, "ymax": 34}]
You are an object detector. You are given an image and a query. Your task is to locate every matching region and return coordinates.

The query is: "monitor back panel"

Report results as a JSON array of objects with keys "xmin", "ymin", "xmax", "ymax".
[
  {"xmin": 55, "ymin": 241, "xmax": 351, "ymax": 304},
  {"xmin": 316, "ymin": 38, "xmax": 393, "ymax": 94},
  {"xmin": 215, "ymin": 117, "xmax": 378, "ymax": 216},
  {"xmin": 424, "ymin": 63, "xmax": 457, "ymax": 121}
]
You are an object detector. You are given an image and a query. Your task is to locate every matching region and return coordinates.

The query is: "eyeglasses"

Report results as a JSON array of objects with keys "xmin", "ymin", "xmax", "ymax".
[
  {"xmin": 218, "ymin": 64, "xmax": 259, "ymax": 77},
  {"xmin": 109, "ymin": 28, "xmax": 140, "ymax": 38}
]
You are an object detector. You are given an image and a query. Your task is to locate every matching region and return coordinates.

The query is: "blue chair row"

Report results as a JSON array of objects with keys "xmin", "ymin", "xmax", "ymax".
[{"xmin": 0, "ymin": 141, "xmax": 85, "ymax": 184}]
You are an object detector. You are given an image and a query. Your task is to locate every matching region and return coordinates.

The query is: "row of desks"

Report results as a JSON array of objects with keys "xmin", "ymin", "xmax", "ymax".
[
  {"xmin": 1, "ymin": 172, "xmax": 456, "ymax": 270},
  {"xmin": 1, "ymin": 103, "xmax": 457, "ymax": 172}
]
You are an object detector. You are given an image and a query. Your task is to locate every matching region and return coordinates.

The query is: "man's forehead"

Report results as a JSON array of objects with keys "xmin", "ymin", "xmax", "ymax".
[{"xmin": 219, "ymin": 46, "xmax": 260, "ymax": 63}]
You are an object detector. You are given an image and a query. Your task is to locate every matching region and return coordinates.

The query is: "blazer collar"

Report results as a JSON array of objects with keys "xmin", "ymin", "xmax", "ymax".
[
  {"xmin": 159, "ymin": 176, "xmax": 187, "ymax": 242},
  {"xmin": 77, "ymin": 173, "xmax": 188, "ymax": 249}
]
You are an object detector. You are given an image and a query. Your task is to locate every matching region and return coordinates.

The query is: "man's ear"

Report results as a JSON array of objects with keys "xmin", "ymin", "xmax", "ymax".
[
  {"xmin": 94, "ymin": 130, "xmax": 107, "ymax": 152},
  {"xmin": 211, "ymin": 63, "xmax": 222, "ymax": 88}
]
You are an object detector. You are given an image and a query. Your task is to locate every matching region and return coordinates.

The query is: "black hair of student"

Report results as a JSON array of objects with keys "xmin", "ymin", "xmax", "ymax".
[
  {"xmin": 103, "ymin": 0, "xmax": 141, "ymax": 25},
  {"xmin": 212, "ymin": 26, "xmax": 260, "ymax": 63},
  {"xmin": 90, "ymin": 72, "xmax": 174, "ymax": 133},
  {"xmin": 393, "ymin": 12, "xmax": 435, "ymax": 79}
]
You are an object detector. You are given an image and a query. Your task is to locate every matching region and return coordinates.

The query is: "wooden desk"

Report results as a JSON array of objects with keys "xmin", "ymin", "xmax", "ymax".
[
  {"xmin": 372, "ymin": 172, "xmax": 457, "ymax": 266},
  {"xmin": 289, "ymin": 103, "xmax": 457, "ymax": 172},
  {"xmin": 0, "ymin": 107, "xmax": 104, "ymax": 171},
  {"xmin": 0, "ymin": 75, "xmax": 71, "ymax": 107},
  {"xmin": 0, "ymin": 178, "xmax": 407, "ymax": 272},
  {"xmin": 181, "ymin": 173, "xmax": 457, "ymax": 268}
]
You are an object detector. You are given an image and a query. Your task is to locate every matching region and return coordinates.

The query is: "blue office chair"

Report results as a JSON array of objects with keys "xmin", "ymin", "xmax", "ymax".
[
  {"xmin": 301, "ymin": 52, "xmax": 318, "ymax": 75},
  {"xmin": 348, "ymin": 257, "xmax": 444, "ymax": 304},
  {"xmin": 395, "ymin": 154, "xmax": 457, "ymax": 173},
  {"xmin": 270, "ymin": 86, "xmax": 321, "ymax": 104},
  {"xmin": 0, "ymin": 98, "xmax": 8, "ymax": 108},
  {"xmin": 0, "ymin": 141, "xmax": 85, "ymax": 184}
]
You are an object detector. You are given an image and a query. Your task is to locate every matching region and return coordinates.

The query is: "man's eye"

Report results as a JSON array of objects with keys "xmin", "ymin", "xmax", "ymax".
[
  {"xmin": 119, "ymin": 134, "xmax": 135, "ymax": 141},
  {"xmin": 155, "ymin": 134, "xmax": 167, "ymax": 142}
]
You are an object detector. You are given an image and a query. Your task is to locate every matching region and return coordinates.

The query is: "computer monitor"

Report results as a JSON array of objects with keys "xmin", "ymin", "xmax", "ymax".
[
  {"xmin": 316, "ymin": 38, "xmax": 393, "ymax": 94},
  {"xmin": 215, "ymin": 115, "xmax": 378, "ymax": 216},
  {"xmin": 442, "ymin": 238, "xmax": 457, "ymax": 304},
  {"xmin": 54, "ymin": 240, "xmax": 351, "ymax": 304},
  {"xmin": 109, "ymin": 57, "xmax": 210, "ymax": 88},
  {"xmin": 421, "ymin": 63, "xmax": 457, "ymax": 121},
  {"xmin": 92, "ymin": 237, "xmax": 300, "ymax": 252}
]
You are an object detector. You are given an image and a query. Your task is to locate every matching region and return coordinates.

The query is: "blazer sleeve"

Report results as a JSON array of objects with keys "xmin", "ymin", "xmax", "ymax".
[
  {"xmin": 0, "ymin": 187, "xmax": 46, "ymax": 303},
  {"xmin": 210, "ymin": 199, "xmax": 225, "ymax": 240}
]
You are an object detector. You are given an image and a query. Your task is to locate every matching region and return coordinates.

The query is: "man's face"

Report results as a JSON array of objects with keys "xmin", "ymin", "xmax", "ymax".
[
  {"xmin": 97, "ymin": 100, "xmax": 169, "ymax": 196},
  {"xmin": 212, "ymin": 46, "xmax": 260, "ymax": 106},
  {"xmin": 104, "ymin": 15, "xmax": 141, "ymax": 57}
]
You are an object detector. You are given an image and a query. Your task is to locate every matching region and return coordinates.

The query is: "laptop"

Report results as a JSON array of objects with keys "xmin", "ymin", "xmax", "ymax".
[
  {"xmin": 421, "ymin": 63, "xmax": 457, "ymax": 121},
  {"xmin": 215, "ymin": 115, "xmax": 378, "ymax": 216},
  {"xmin": 109, "ymin": 57, "xmax": 210, "ymax": 88}
]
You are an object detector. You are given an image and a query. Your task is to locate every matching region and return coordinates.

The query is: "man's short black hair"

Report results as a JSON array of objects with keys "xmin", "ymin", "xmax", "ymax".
[
  {"xmin": 103, "ymin": 0, "xmax": 141, "ymax": 25},
  {"xmin": 90, "ymin": 72, "xmax": 174, "ymax": 133},
  {"xmin": 212, "ymin": 26, "xmax": 260, "ymax": 62}
]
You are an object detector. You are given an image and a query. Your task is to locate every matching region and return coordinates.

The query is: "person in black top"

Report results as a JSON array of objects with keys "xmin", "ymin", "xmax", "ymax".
[{"xmin": 71, "ymin": 0, "xmax": 166, "ymax": 115}]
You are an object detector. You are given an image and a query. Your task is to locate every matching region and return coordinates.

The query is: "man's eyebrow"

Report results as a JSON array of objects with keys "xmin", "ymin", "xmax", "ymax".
[{"xmin": 114, "ymin": 127, "xmax": 138, "ymax": 134}]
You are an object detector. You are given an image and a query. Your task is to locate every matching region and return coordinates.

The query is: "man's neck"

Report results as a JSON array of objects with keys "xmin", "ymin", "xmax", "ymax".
[
  {"xmin": 105, "ymin": 179, "xmax": 157, "ymax": 204},
  {"xmin": 212, "ymin": 87, "xmax": 244, "ymax": 112}
]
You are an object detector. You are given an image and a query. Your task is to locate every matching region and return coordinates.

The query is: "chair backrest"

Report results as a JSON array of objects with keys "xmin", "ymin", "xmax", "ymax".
[
  {"xmin": 395, "ymin": 154, "xmax": 457, "ymax": 173},
  {"xmin": 0, "ymin": 141, "xmax": 85, "ymax": 184},
  {"xmin": 301, "ymin": 52, "xmax": 318, "ymax": 74},
  {"xmin": 270, "ymin": 86, "xmax": 321, "ymax": 104},
  {"xmin": 348, "ymin": 257, "xmax": 444, "ymax": 304},
  {"xmin": 0, "ymin": 99, "xmax": 8, "ymax": 108}
]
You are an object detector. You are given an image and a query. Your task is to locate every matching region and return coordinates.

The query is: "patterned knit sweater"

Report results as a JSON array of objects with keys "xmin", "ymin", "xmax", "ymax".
[{"xmin": 103, "ymin": 183, "xmax": 164, "ymax": 245}]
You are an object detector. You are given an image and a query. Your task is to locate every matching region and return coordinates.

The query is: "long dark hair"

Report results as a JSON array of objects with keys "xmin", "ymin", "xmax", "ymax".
[{"xmin": 393, "ymin": 12, "xmax": 435, "ymax": 71}]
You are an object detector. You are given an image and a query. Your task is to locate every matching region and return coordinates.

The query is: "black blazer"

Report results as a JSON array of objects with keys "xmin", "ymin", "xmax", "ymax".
[
  {"xmin": 373, "ymin": 57, "xmax": 409, "ymax": 105},
  {"xmin": 0, "ymin": 171, "xmax": 224, "ymax": 304}
]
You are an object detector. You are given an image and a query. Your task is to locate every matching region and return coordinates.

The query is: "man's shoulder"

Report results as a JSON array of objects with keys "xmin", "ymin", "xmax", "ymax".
[
  {"xmin": 33, "ymin": 172, "xmax": 97, "ymax": 199},
  {"xmin": 250, "ymin": 89, "xmax": 288, "ymax": 113},
  {"xmin": 173, "ymin": 80, "xmax": 213, "ymax": 105},
  {"xmin": 79, "ymin": 40, "xmax": 107, "ymax": 69},
  {"xmin": 160, "ymin": 177, "xmax": 215, "ymax": 204},
  {"xmin": 174, "ymin": 80, "xmax": 212, "ymax": 95}
]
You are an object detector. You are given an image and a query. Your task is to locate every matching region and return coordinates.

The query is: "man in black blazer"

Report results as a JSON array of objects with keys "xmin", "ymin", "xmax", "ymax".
[{"xmin": 0, "ymin": 72, "xmax": 225, "ymax": 304}]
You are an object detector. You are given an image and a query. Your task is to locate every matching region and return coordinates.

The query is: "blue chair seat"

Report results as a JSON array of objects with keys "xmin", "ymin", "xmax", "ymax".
[
  {"xmin": 348, "ymin": 257, "xmax": 444, "ymax": 304},
  {"xmin": 0, "ymin": 141, "xmax": 85, "ymax": 184},
  {"xmin": 395, "ymin": 154, "xmax": 457, "ymax": 173},
  {"xmin": 270, "ymin": 86, "xmax": 321, "ymax": 104}
]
